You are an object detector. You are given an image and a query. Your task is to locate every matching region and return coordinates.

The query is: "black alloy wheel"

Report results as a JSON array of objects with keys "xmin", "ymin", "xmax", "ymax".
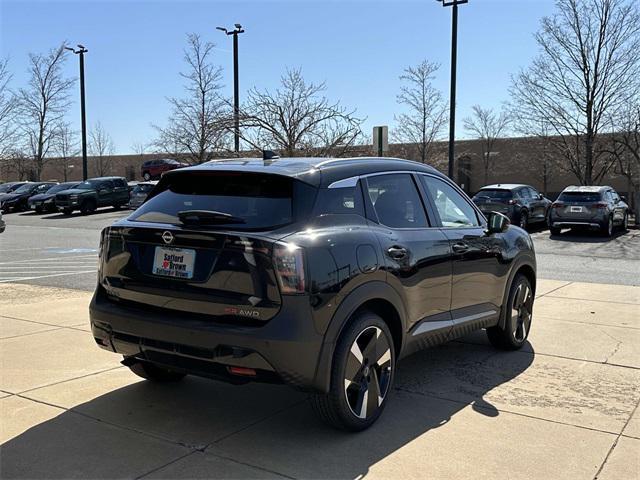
[
  {"xmin": 519, "ymin": 211, "xmax": 528, "ymax": 230},
  {"xmin": 311, "ymin": 311, "xmax": 395, "ymax": 431},
  {"xmin": 487, "ymin": 274, "xmax": 533, "ymax": 350}
]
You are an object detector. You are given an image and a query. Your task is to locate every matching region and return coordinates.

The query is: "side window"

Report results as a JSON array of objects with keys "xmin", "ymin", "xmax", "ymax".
[
  {"xmin": 520, "ymin": 188, "xmax": 532, "ymax": 200},
  {"xmin": 527, "ymin": 187, "xmax": 539, "ymax": 199},
  {"xmin": 367, "ymin": 174, "xmax": 428, "ymax": 228},
  {"xmin": 101, "ymin": 181, "xmax": 114, "ymax": 190},
  {"xmin": 420, "ymin": 175, "xmax": 480, "ymax": 228},
  {"xmin": 314, "ymin": 183, "xmax": 364, "ymax": 217}
]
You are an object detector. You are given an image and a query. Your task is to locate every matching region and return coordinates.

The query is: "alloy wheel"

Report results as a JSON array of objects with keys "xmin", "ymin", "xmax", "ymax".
[
  {"xmin": 519, "ymin": 212, "xmax": 528, "ymax": 229},
  {"xmin": 511, "ymin": 282, "xmax": 533, "ymax": 343},
  {"xmin": 344, "ymin": 326, "xmax": 393, "ymax": 419}
]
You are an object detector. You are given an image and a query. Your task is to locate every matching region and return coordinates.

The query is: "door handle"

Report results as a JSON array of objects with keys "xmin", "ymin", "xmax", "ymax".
[
  {"xmin": 452, "ymin": 243, "xmax": 469, "ymax": 254},
  {"xmin": 387, "ymin": 246, "xmax": 408, "ymax": 260}
]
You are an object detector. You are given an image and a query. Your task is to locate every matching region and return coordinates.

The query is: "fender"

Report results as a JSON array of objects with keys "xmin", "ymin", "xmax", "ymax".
[
  {"xmin": 497, "ymin": 252, "xmax": 537, "ymax": 330},
  {"xmin": 311, "ymin": 281, "xmax": 408, "ymax": 393}
]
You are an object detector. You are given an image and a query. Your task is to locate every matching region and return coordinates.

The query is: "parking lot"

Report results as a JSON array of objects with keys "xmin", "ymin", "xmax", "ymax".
[{"xmin": 1, "ymin": 209, "xmax": 639, "ymax": 479}]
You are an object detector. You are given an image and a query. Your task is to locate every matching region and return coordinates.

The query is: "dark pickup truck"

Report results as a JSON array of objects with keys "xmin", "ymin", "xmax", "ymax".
[{"xmin": 55, "ymin": 177, "xmax": 130, "ymax": 215}]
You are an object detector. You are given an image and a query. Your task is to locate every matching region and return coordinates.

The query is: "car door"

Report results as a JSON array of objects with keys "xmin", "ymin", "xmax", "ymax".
[
  {"xmin": 363, "ymin": 173, "xmax": 453, "ymax": 344},
  {"xmin": 113, "ymin": 179, "xmax": 129, "ymax": 203},
  {"xmin": 527, "ymin": 187, "xmax": 545, "ymax": 222},
  {"xmin": 608, "ymin": 190, "xmax": 624, "ymax": 223},
  {"xmin": 97, "ymin": 180, "xmax": 114, "ymax": 206},
  {"xmin": 418, "ymin": 174, "xmax": 509, "ymax": 335}
]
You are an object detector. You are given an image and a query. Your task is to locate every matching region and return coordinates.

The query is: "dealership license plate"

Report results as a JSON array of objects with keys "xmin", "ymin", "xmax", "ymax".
[
  {"xmin": 570, "ymin": 206, "xmax": 583, "ymax": 213},
  {"xmin": 152, "ymin": 246, "xmax": 196, "ymax": 279}
]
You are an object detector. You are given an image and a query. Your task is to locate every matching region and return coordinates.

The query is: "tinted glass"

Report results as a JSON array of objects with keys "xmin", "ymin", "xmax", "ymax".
[
  {"xmin": 558, "ymin": 192, "xmax": 602, "ymax": 202},
  {"xmin": 47, "ymin": 183, "xmax": 77, "ymax": 194},
  {"xmin": 473, "ymin": 189, "xmax": 513, "ymax": 200},
  {"xmin": 314, "ymin": 184, "xmax": 364, "ymax": 216},
  {"xmin": 13, "ymin": 184, "xmax": 37, "ymax": 194},
  {"xmin": 132, "ymin": 184, "xmax": 155, "ymax": 194},
  {"xmin": 130, "ymin": 172, "xmax": 295, "ymax": 229},
  {"xmin": 76, "ymin": 180, "xmax": 102, "ymax": 190},
  {"xmin": 421, "ymin": 175, "xmax": 480, "ymax": 228},
  {"xmin": 367, "ymin": 174, "xmax": 428, "ymax": 228}
]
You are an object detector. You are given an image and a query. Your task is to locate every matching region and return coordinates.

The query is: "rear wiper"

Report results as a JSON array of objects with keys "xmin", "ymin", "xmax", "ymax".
[{"xmin": 178, "ymin": 210, "xmax": 246, "ymax": 226}]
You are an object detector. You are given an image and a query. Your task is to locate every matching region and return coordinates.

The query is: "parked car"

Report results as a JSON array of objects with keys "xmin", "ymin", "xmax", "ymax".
[
  {"xmin": 28, "ymin": 182, "xmax": 80, "ymax": 213},
  {"xmin": 472, "ymin": 184, "xmax": 552, "ymax": 230},
  {"xmin": 128, "ymin": 181, "xmax": 157, "ymax": 209},
  {"xmin": 141, "ymin": 159, "xmax": 187, "ymax": 180},
  {"xmin": 91, "ymin": 157, "xmax": 537, "ymax": 431},
  {"xmin": 0, "ymin": 182, "xmax": 57, "ymax": 213},
  {"xmin": 0, "ymin": 211, "xmax": 5, "ymax": 234},
  {"xmin": 549, "ymin": 185, "xmax": 629, "ymax": 236},
  {"xmin": 55, "ymin": 177, "xmax": 130, "ymax": 215}
]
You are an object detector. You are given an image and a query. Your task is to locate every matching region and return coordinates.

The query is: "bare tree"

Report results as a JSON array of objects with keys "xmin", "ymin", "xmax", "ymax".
[
  {"xmin": 393, "ymin": 60, "xmax": 447, "ymax": 164},
  {"xmin": 16, "ymin": 45, "xmax": 75, "ymax": 180},
  {"xmin": 0, "ymin": 58, "xmax": 19, "ymax": 161},
  {"xmin": 240, "ymin": 68, "xmax": 363, "ymax": 157},
  {"xmin": 510, "ymin": 0, "xmax": 640, "ymax": 185},
  {"xmin": 89, "ymin": 122, "xmax": 115, "ymax": 176},
  {"xmin": 53, "ymin": 123, "xmax": 79, "ymax": 181},
  {"xmin": 153, "ymin": 34, "xmax": 229, "ymax": 164},
  {"xmin": 463, "ymin": 105, "xmax": 510, "ymax": 184}
]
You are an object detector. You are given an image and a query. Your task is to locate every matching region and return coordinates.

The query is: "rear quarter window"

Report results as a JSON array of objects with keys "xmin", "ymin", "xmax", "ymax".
[{"xmin": 313, "ymin": 184, "xmax": 364, "ymax": 217}]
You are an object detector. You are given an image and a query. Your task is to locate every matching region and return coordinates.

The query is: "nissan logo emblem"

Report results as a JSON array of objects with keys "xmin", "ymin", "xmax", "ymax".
[{"xmin": 161, "ymin": 231, "xmax": 174, "ymax": 244}]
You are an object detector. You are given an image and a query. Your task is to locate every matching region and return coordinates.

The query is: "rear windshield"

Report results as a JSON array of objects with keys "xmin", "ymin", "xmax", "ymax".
[
  {"xmin": 473, "ymin": 189, "xmax": 513, "ymax": 200},
  {"xmin": 558, "ymin": 191, "xmax": 602, "ymax": 202},
  {"xmin": 129, "ymin": 172, "xmax": 302, "ymax": 230}
]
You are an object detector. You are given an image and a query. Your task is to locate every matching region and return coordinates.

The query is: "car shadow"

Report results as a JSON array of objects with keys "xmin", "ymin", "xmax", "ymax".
[
  {"xmin": 36, "ymin": 207, "xmax": 128, "ymax": 220},
  {"xmin": 1, "ymin": 340, "xmax": 534, "ymax": 479},
  {"xmin": 548, "ymin": 228, "xmax": 628, "ymax": 243}
]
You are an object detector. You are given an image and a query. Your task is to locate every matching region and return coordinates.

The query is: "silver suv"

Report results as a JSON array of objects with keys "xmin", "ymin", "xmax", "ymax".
[{"xmin": 549, "ymin": 186, "xmax": 629, "ymax": 236}]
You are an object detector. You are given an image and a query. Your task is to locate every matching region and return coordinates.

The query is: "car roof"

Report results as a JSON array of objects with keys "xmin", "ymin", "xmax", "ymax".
[
  {"xmin": 562, "ymin": 185, "xmax": 611, "ymax": 193},
  {"xmin": 479, "ymin": 184, "xmax": 530, "ymax": 190},
  {"xmin": 171, "ymin": 157, "xmax": 442, "ymax": 187},
  {"xmin": 88, "ymin": 176, "xmax": 126, "ymax": 181}
]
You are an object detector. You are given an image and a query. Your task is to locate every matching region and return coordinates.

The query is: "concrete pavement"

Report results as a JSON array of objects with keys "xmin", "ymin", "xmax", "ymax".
[{"xmin": 1, "ymin": 279, "xmax": 639, "ymax": 479}]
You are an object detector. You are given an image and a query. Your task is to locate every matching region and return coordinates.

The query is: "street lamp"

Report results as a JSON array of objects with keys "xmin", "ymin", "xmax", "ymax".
[
  {"xmin": 436, "ymin": 0, "xmax": 467, "ymax": 181},
  {"xmin": 217, "ymin": 23, "xmax": 245, "ymax": 153},
  {"xmin": 65, "ymin": 44, "xmax": 89, "ymax": 181}
]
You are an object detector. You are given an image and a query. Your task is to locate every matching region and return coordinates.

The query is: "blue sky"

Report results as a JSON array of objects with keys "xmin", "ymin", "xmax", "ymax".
[{"xmin": 1, "ymin": 0, "xmax": 557, "ymax": 154}]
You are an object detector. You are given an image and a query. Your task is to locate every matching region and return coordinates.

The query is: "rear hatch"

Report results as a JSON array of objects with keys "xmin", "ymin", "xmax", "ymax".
[
  {"xmin": 472, "ymin": 189, "xmax": 513, "ymax": 214},
  {"xmin": 552, "ymin": 191, "xmax": 604, "ymax": 220},
  {"xmin": 100, "ymin": 171, "xmax": 316, "ymax": 322}
]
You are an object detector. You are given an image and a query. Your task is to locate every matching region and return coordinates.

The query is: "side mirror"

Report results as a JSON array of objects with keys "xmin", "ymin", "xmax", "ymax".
[
  {"xmin": 620, "ymin": 195, "xmax": 626, "ymax": 202},
  {"xmin": 486, "ymin": 212, "xmax": 510, "ymax": 234},
  {"xmin": 538, "ymin": 193, "xmax": 544, "ymax": 199}
]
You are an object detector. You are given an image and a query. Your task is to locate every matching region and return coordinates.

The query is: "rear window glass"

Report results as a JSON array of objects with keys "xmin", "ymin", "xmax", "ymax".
[
  {"xmin": 314, "ymin": 185, "xmax": 364, "ymax": 217},
  {"xmin": 129, "ymin": 173, "xmax": 296, "ymax": 229},
  {"xmin": 558, "ymin": 192, "xmax": 602, "ymax": 202},
  {"xmin": 473, "ymin": 189, "xmax": 513, "ymax": 200}
]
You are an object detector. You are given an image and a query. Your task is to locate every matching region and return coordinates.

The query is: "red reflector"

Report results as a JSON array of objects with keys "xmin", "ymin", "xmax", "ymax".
[{"xmin": 228, "ymin": 366, "xmax": 257, "ymax": 377}]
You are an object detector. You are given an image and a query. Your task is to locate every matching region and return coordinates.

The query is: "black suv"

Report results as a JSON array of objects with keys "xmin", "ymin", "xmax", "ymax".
[
  {"xmin": 55, "ymin": 177, "xmax": 130, "ymax": 215},
  {"xmin": 91, "ymin": 157, "xmax": 537, "ymax": 431},
  {"xmin": 472, "ymin": 184, "xmax": 552, "ymax": 230}
]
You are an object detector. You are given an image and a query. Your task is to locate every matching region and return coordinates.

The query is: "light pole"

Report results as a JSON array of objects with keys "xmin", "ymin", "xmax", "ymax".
[
  {"xmin": 65, "ymin": 44, "xmax": 89, "ymax": 181},
  {"xmin": 217, "ymin": 24, "xmax": 245, "ymax": 153},
  {"xmin": 437, "ymin": 0, "xmax": 467, "ymax": 181}
]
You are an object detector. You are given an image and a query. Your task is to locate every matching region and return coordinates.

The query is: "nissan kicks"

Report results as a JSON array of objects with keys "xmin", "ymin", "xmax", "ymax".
[{"xmin": 91, "ymin": 157, "xmax": 537, "ymax": 431}]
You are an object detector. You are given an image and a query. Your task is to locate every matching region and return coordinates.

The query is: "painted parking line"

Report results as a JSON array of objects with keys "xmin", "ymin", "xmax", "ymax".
[
  {"xmin": 0, "ymin": 270, "xmax": 97, "ymax": 283},
  {"xmin": 0, "ymin": 253, "xmax": 99, "ymax": 284}
]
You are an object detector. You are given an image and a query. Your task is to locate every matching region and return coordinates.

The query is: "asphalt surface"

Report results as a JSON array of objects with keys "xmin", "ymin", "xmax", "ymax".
[{"xmin": 0, "ymin": 209, "xmax": 639, "ymax": 290}]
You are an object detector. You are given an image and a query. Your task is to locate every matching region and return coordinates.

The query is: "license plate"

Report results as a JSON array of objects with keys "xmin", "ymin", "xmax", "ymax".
[
  {"xmin": 570, "ymin": 206, "xmax": 583, "ymax": 212},
  {"xmin": 152, "ymin": 246, "xmax": 196, "ymax": 279}
]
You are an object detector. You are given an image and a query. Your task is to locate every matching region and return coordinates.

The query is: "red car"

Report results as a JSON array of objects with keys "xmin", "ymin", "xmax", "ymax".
[{"xmin": 140, "ymin": 159, "xmax": 187, "ymax": 180}]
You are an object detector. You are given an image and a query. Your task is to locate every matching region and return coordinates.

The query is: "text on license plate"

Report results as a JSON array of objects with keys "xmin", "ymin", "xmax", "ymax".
[
  {"xmin": 153, "ymin": 246, "xmax": 196, "ymax": 279},
  {"xmin": 570, "ymin": 206, "xmax": 583, "ymax": 212}
]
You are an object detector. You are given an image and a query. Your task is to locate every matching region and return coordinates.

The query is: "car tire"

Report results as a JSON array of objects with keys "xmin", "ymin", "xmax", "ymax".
[
  {"xmin": 550, "ymin": 226, "xmax": 561, "ymax": 235},
  {"xmin": 601, "ymin": 216, "xmax": 613, "ymax": 237},
  {"xmin": 311, "ymin": 311, "xmax": 395, "ymax": 431},
  {"xmin": 80, "ymin": 199, "xmax": 97, "ymax": 215},
  {"xmin": 143, "ymin": 172, "xmax": 151, "ymax": 181},
  {"xmin": 518, "ymin": 211, "xmax": 528, "ymax": 230},
  {"xmin": 621, "ymin": 213, "xmax": 628, "ymax": 231},
  {"xmin": 127, "ymin": 361, "xmax": 186, "ymax": 382},
  {"xmin": 62, "ymin": 208, "xmax": 73, "ymax": 215},
  {"xmin": 35, "ymin": 206, "xmax": 42, "ymax": 214},
  {"xmin": 113, "ymin": 204, "xmax": 122, "ymax": 210},
  {"xmin": 486, "ymin": 273, "xmax": 533, "ymax": 351}
]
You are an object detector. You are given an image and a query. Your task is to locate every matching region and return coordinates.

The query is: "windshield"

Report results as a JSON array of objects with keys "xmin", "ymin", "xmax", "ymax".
[
  {"xmin": 46, "ymin": 183, "xmax": 78, "ymax": 194},
  {"xmin": 474, "ymin": 189, "xmax": 513, "ymax": 200},
  {"xmin": 129, "ymin": 172, "xmax": 296, "ymax": 230},
  {"xmin": 0, "ymin": 183, "xmax": 18, "ymax": 193},
  {"xmin": 132, "ymin": 184, "xmax": 155, "ymax": 194},
  {"xmin": 13, "ymin": 184, "xmax": 37, "ymax": 194},
  {"xmin": 558, "ymin": 191, "xmax": 602, "ymax": 202},
  {"xmin": 76, "ymin": 180, "xmax": 102, "ymax": 190}
]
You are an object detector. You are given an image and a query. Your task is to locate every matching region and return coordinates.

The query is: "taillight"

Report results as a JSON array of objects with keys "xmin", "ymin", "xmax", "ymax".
[
  {"xmin": 591, "ymin": 203, "xmax": 607, "ymax": 209},
  {"xmin": 508, "ymin": 199, "xmax": 519, "ymax": 205},
  {"xmin": 273, "ymin": 242, "xmax": 306, "ymax": 294}
]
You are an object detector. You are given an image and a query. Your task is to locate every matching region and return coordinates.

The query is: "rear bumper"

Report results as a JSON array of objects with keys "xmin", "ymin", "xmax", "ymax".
[
  {"xmin": 550, "ymin": 221, "xmax": 603, "ymax": 229},
  {"xmin": 89, "ymin": 286, "xmax": 328, "ymax": 392}
]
